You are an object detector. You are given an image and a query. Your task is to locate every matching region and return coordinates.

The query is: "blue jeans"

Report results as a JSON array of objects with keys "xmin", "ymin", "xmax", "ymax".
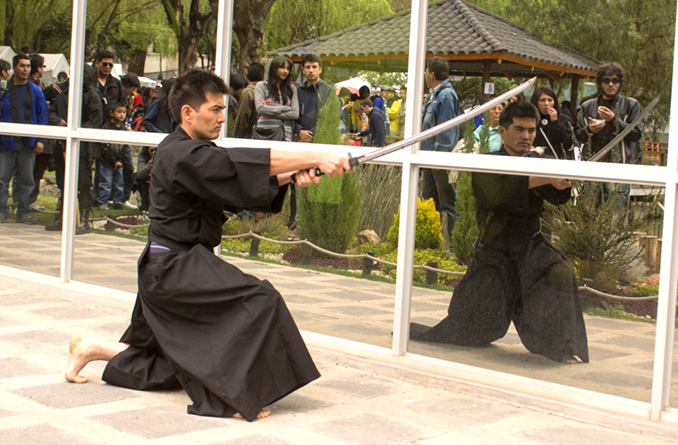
[
  {"xmin": 97, "ymin": 163, "xmax": 124, "ymax": 205},
  {"xmin": 0, "ymin": 141, "xmax": 36, "ymax": 218}
]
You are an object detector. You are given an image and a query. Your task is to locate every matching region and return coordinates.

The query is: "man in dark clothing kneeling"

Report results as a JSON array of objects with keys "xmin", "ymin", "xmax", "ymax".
[
  {"xmin": 65, "ymin": 70, "xmax": 351, "ymax": 421},
  {"xmin": 410, "ymin": 101, "xmax": 589, "ymax": 364}
]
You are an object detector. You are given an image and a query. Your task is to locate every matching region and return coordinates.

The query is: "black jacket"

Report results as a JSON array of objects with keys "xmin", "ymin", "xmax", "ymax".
[
  {"xmin": 575, "ymin": 94, "xmax": 641, "ymax": 164},
  {"xmin": 533, "ymin": 113, "xmax": 573, "ymax": 160},
  {"xmin": 359, "ymin": 107, "xmax": 386, "ymax": 147}
]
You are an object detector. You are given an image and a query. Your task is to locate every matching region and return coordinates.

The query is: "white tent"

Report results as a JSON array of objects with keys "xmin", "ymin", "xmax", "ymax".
[
  {"xmin": 0, "ymin": 46, "xmax": 16, "ymax": 64},
  {"xmin": 41, "ymin": 53, "xmax": 70, "ymax": 86},
  {"xmin": 138, "ymin": 76, "xmax": 158, "ymax": 88},
  {"xmin": 334, "ymin": 76, "xmax": 372, "ymax": 95}
]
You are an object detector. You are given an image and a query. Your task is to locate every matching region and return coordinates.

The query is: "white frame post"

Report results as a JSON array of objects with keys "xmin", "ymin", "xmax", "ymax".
[
  {"xmin": 60, "ymin": 0, "xmax": 88, "ymax": 282},
  {"xmin": 392, "ymin": 0, "xmax": 428, "ymax": 355},
  {"xmin": 650, "ymin": 0, "xmax": 678, "ymax": 421}
]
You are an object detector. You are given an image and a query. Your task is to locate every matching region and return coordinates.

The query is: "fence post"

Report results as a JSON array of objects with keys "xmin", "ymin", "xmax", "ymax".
[
  {"xmin": 426, "ymin": 261, "xmax": 438, "ymax": 286},
  {"xmin": 249, "ymin": 234, "xmax": 260, "ymax": 256},
  {"xmin": 301, "ymin": 244, "xmax": 312, "ymax": 265},
  {"xmin": 363, "ymin": 251, "xmax": 374, "ymax": 276}
]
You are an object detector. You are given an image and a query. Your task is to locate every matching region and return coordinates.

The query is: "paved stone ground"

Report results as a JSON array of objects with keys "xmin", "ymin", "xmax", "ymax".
[{"xmin": 1, "ymin": 223, "xmax": 678, "ymax": 443}]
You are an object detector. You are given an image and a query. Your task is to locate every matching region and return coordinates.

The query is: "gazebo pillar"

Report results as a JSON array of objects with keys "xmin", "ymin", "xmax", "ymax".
[
  {"xmin": 570, "ymin": 74, "xmax": 580, "ymax": 116},
  {"xmin": 481, "ymin": 60, "xmax": 491, "ymax": 99}
]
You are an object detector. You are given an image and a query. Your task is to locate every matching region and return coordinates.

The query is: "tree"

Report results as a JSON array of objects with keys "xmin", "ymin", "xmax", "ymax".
[
  {"xmin": 263, "ymin": 0, "xmax": 393, "ymax": 53},
  {"xmin": 233, "ymin": 0, "xmax": 277, "ymax": 74},
  {"xmin": 161, "ymin": 0, "xmax": 218, "ymax": 74},
  {"xmin": 2, "ymin": 0, "xmax": 70, "ymax": 53}
]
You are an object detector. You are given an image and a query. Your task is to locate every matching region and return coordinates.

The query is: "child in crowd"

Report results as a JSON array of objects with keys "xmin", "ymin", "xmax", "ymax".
[{"xmin": 94, "ymin": 102, "xmax": 129, "ymax": 210}]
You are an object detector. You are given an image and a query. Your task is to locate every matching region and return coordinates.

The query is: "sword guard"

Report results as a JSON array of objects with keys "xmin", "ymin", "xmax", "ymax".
[{"xmin": 348, "ymin": 153, "xmax": 360, "ymax": 171}]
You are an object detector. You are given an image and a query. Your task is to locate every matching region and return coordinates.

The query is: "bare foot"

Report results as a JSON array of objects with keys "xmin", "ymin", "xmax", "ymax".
[
  {"xmin": 65, "ymin": 334, "xmax": 126, "ymax": 383},
  {"xmin": 65, "ymin": 334, "xmax": 90, "ymax": 383},
  {"xmin": 559, "ymin": 356, "xmax": 579, "ymax": 364},
  {"xmin": 232, "ymin": 409, "xmax": 271, "ymax": 420}
]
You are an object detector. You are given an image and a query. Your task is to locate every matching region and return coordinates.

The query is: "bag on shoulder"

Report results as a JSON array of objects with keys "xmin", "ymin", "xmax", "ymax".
[{"xmin": 252, "ymin": 121, "xmax": 286, "ymax": 141}]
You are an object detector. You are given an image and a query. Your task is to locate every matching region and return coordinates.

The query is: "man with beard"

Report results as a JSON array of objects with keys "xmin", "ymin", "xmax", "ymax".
[{"xmin": 575, "ymin": 62, "xmax": 641, "ymax": 208}]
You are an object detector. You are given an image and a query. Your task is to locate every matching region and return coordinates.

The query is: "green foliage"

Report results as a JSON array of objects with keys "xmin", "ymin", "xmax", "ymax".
[
  {"xmin": 356, "ymin": 164, "xmax": 402, "ymax": 241},
  {"xmin": 381, "ymin": 248, "xmax": 467, "ymax": 284},
  {"xmin": 477, "ymin": 118, "xmax": 490, "ymax": 154},
  {"xmin": 489, "ymin": 0, "xmax": 675, "ymax": 136},
  {"xmin": 453, "ymin": 77, "xmax": 516, "ymax": 109},
  {"xmin": 545, "ymin": 182, "xmax": 657, "ymax": 287},
  {"xmin": 297, "ymin": 94, "xmax": 363, "ymax": 254},
  {"xmin": 355, "ymin": 72, "xmax": 407, "ymax": 90},
  {"xmin": 387, "ymin": 197, "xmax": 442, "ymax": 250},
  {"xmin": 355, "ymin": 242, "xmax": 395, "ymax": 257},
  {"xmin": 448, "ymin": 123, "xmax": 479, "ymax": 264},
  {"xmin": 583, "ymin": 302, "xmax": 655, "ymax": 324},
  {"xmin": 632, "ymin": 283, "xmax": 659, "ymax": 297},
  {"xmin": 263, "ymin": 0, "xmax": 393, "ymax": 52}
]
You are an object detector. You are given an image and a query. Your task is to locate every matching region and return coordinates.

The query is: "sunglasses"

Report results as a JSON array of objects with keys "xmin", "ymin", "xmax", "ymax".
[
  {"xmin": 100, "ymin": 62, "xmax": 114, "ymax": 68},
  {"xmin": 602, "ymin": 77, "xmax": 620, "ymax": 85}
]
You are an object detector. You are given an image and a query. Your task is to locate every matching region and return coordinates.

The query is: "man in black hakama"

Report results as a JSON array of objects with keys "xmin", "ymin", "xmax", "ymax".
[
  {"xmin": 65, "ymin": 70, "xmax": 351, "ymax": 421},
  {"xmin": 410, "ymin": 101, "xmax": 588, "ymax": 364}
]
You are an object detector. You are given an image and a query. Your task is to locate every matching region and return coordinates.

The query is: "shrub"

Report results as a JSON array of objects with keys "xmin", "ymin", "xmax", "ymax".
[
  {"xmin": 545, "ymin": 181, "xmax": 659, "ymax": 287},
  {"xmin": 356, "ymin": 164, "xmax": 402, "ymax": 241},
  {"xmin": 381, "ymin": 248, "xmax": 467, "ymax": 284},
  {"xmin": 387, "ymin": 197, "xmax": 442, "ymax": 250},
  {"xmin": 632, "ymin": 283, "xmax": 659, "ymax": 297},
  {"xmin": 297, "ymin": 93, "xmax": 363, "ymax": 254}
]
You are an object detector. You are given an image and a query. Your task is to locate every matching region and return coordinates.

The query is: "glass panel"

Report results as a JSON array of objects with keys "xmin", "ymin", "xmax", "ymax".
[{"xmin": 408, "ymin": 167, "xmax": 663, "ymax": 403}]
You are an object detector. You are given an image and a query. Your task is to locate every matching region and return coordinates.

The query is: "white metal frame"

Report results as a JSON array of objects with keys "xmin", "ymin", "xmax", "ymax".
[{"xmin": 0, "ymin": 0, "xmax": 676, "ymax": 424}]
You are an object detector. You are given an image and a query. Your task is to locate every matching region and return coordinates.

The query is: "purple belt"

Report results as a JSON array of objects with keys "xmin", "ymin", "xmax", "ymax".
[{"xmin": 148, "ymin": 242, "xmax": 171, "ymax": 254}]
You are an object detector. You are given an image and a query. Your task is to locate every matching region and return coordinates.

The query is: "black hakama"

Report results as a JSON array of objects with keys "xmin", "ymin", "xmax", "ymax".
[
  {"xmin": 411, "ymin": 148, "xmax": 589, "ymax": 363},
  {"xmin": 102, "ymin": 128, "xmax": 320, "ymax": 421}
]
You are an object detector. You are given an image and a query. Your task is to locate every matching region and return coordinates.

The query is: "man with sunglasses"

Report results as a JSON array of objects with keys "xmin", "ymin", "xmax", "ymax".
[
  {"xmin": 575, "ymin": 62, "xmax": 641, "ymax": 210},
  {"xmin": 93, "ymin": 50, "xmax": 125, "ymax": 107},
  {"xmin": 576, "ymin": 62, "xmax": 641, "ymax": 164}
]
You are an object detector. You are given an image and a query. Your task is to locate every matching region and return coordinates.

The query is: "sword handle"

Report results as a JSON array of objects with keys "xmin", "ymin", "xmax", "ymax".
[{"xmin": 290, "ymin": 167, "xmax": 323, "ymax": 184}]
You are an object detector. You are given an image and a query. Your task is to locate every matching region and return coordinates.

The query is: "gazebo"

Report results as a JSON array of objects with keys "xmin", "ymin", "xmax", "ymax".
[{"xmin": 268, "ymin": 0, "xmax": 600, "ymax": 104}]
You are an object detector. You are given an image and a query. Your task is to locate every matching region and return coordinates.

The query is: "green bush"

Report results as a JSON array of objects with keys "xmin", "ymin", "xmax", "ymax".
[
  {"xmin": 355, "ymin": 242, "xmax": 395, "ymax": 257},
  {"xmin": 356, "ymin": 164, "xmax": 402, "ymax": 241},
  {"xmin": 632, "ymin": 283, "xmax": 659, "ymax": 297},
  {"xmin": 381, "ymin": 248, "xmax": 467, "ymax": 284},
  {"xmin": 297, "ymin": 93, "xmax": 363, "ymax": 254},
  {"xmin": 387, "ymin": 197, "xmax": 442, "ymax": 250}
]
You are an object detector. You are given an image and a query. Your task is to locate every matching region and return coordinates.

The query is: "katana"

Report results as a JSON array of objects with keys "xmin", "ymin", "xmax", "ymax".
[
  {"xmin": 347, "ymin": 76, "xmax": 537, "ymax": 169},
  {"xmin": 587, "ymin": 94, "xmax": 660, "ymax": 162},
  {"xmin": 291, "ymin": 77, "xmax": 537, "ymax": 182}
]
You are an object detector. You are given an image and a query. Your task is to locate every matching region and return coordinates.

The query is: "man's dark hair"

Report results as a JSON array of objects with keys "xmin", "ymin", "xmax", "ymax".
[
  {"xmin": 29, "ymin": 54, "xmax": 44, "ymax": 75},
  {"xmin": 12, "ymin": 54, "xmax": 30, "ymax": 67},
  {"xmin": 230, "ymin": 73, "xmax": 247, "ymax": 91},
  {"xmin": 426, "ymin": 56, "xmax": 449, "ymax": 81},
  {"xmin": 246, "ymin": 62, "xmax": 265, "ymax": 82},
  {"xmin": 498, "ymin": 101, "xmax": 539, "ymax": 128},
  {"xmin": 361, "ymin": 98, "xmax": 373, "ymax": 107},
  {"xmin": 121, "ymin": 72, "xmax": 140, "ymax": 89},
  {"xmin": 106, "ymin": 101, "xmax": 127, "ymax": 118},
  {"xmin": 595, "ymin": 62, "xmax": 624, "ymax": 87},
  {"xmin": 95, "ymin": 50, "xmax": 115, "ymax": 62},
  {"xmin": 301, "ymin": 53, "xmax": 322, "ymax": 68},
  {"xmin": 169, "ymin": 70, "xmax": 229, "ymax": 124},
  {"xmin": 0, "ymin": 59, "xmax": 11, "ymax": 73},
  {"xmin": 530, "ymin": 85, "xmax": 560, "ymax": 114},
  {"xmin": 57, "ymin": 71, "xmax": 68, "ymax": 82}
]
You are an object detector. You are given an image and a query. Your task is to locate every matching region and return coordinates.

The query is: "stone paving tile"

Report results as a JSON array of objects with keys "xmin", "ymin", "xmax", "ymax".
[
  {"xmin": 0, "ymin": 292, "xmax": 48, "ymax": 306},
  {"xmin": 588, "ymin": 346, "xmax": 633, "ymax": 361},
  {"xmin": 323, "ymin": 305, "xmax": 391, "ymax": 317},
  {"xmin": 317, "ymin": 374, "xmax": 412, "ymax": 399},
  {"xmin": 576, "ymin": 371, "xmax": 652, "ymax": 389},
  {"xmin": 312, "ymin": 413, "xmax": 426, "ymax": 445},
  {"xmin": 268, "ymin": 393, "xmax": 332, "ymax": 414},
  {"xmin": 10, "ymin": 381, "xmax": 138, "ymax": 409},
  {"xmin": 88, "ymin": 405, "xmax": 225, "ymax": 440},
  {"xmin": 210, "ymin": 435, "xmax": 298, "ymax": 445},
  {"xmin": 0, "ymin": 407, "xmax": 15, "ymax": 418},
  {"xmin": 323, "ymin": 290, "xmax": 388, "ymax": 301},
  {"xmin": 408, "ymin": 396, "xmax": 523, "ymax": 426},
  {"xmin": 518, "ymin": 422, "xmax": 644, "ymax": 445},
  {"xmin": 29, "ymin": 305, "xmax": 102, "ymax": 321},
  {"xmin": 0, "ymin": 328, "xmax": 71, "ymax": 349},
  {"xmin": 0, "ymin": 357, "xmax": 53, "ymax": 379},
  {"xmin": 0, "ymin": 423, "xmax": 98, "ymax": 445},
  {"xmin": 281, "ymin": 294, "xmax": 328, "ymax": 305}
]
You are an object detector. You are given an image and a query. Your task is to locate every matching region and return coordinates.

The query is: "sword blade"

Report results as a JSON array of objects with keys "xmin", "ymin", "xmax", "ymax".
[
  {"xmin": 587, "ymin": 94, "xmax": 660, "ymax": 163},
  {"xmin": 353, "ymin": 77, "xmax": 537, "ymax": 167}
]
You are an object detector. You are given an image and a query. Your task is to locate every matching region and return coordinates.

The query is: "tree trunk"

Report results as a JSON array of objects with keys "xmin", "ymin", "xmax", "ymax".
[
  {"xmin": 233, "ymin": 0, "xmax": 276, "ymax": 75},
  {"xmin": 178, "ymin": 28, "xmax": 199, "ymax": 74},
  {"xmin": 128, "ymin": 48, "xmax": 148, "ymax": 75}
]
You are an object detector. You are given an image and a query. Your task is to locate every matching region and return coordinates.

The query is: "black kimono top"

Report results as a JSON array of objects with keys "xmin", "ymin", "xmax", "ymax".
[
  {"xmin": 472, "ymin": 147, "xmax": 570, "ymax": 247},
  {"xmin": 148, "ymin": 127, "xmax": 288, "ymax": 251}
]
